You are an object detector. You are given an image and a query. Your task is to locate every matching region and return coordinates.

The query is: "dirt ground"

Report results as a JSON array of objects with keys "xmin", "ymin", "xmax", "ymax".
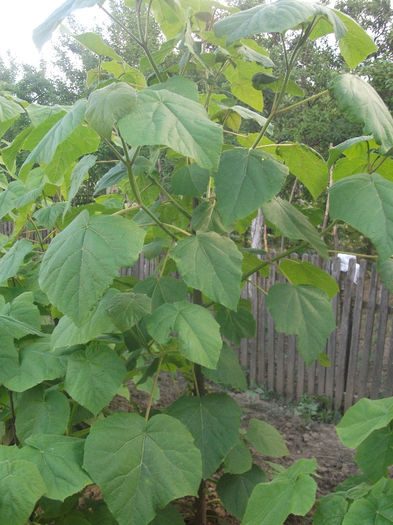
[{"xmin": 108, "ymin": 375, "xmax": 359, "ymax": 524}]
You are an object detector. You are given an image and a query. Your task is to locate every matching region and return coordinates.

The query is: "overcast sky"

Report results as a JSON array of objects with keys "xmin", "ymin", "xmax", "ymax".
[{"xmin": 0, "ymin": 1, "xmax": 106, "ymax": 67}]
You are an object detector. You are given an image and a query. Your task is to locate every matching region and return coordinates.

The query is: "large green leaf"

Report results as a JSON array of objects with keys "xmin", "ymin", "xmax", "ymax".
[
  {"xmin": 376, "ymin": 258, "xmax": 393, "ymax": 293},
  {"xmin": 51, "ymin": 289, "xmax": 118, "ymax": 349},
  {"xmin": 246, "ymin": 419, "xmax": 289, "ymax": 457},
  {"xmin": 262, "ymin": 198, "xmax": 328, "ymax": 258},
  {"xmin": 0, "ymin": 458, "xmax": 46, "ymax": 525},
  {"xmin": 44, "ymin": 125, "xmax": 100, "ymax": 184},
  {"xmin": 314, "ymin": 494, "xmax": 349, "ymax": 525},
  {"xmin": 133, "ymin": 275, "xmax": 188, "ymax": 310},
  {"xmin": 166, "ymin": 393, "xmax": 241, "ymax": 478},
  {"xmin": 334, "ymin": 11, "xmax": 377, "ymax": 69},
  {"xmin": 224, "ymin": 440, "xmax": 253, "ymax": 475},
  {"xmin": 279, "ymin": 259, "xmax": 339, "ymax": 299},
  {"xmin": 266, "ymin": 284, "xmax": 335, "ymax": 365},
  {"xmin": 0, "ymin": 239, "xmax": 33, "ymax": 282},
  {"xmin": 146, "ymin": 301, "xmax": 222, "ymax": 369},
  {"xmin": 94, "ymin": 161, "xmax": 128, "ymax": 195},
  {"xmin": 329, "ymin": 173, "xmax": 393, "ymax": 259},
  {"xmin": 355, "ymin": 427, "xmax": 393, "ymax": 483},
  {"xmin": 172, "ymin": 232, "xmax": 242, "ymax": 310},
  {"xmin": 118, "ymin": 88, "xmax": 223, "ymax": 169},
  {"xmin": 33, "ymin": 202, "xmax": 67, "ymax": 229},
  {"xmin": 106, "ymin": 292, "xmax": 151, "ymax": 332},
  {"xmin": 83, "ymin": 412, "xmax": 201, "ymax": 525},
  {"xmin": 86, "ymin": 82, "xmax": 137, "ymax": 139},
  {"xmin": 4, "ymin": 338, "xmax": 66, "ymax": 392},
  {"xmin": 73, "ymin": 31, "xmax": 123, "ymax": 61},
  {"xmin": 65, "ymin": 342, "xmax": 126, "ymax": 415},
  {"xmin": 342, "ymin": 478, "xmax": 393, "ymax": 525},
  {"xmin": 33, "ymin": 0, "xmax": 104, "ymax": 50},
  {"xmin": 330, "ymin": 74, "xmax": 393, "ymax": 154},
  {"xmin": 171, "ymin": 164, "xmax": 210, "ymax": 197},
  {"xmin": 223, "ymin": 60, "xmax": 264, "ymax": 111},
  {"xmin": 149, "ymin": 505, "xmax": 185, "ymax": 525},
  {"xmin": 215, "ymin": 304, "xmax": 256, "ymax": 345},
  {"xmin": 276, "ymin": 143, "xmax": 328, "ymax": 200},
  {"xmin": 214, "ymin": 0, "xmax": 346, "ymax": 44},
  {"xmin": 202, "ymin": 344, "xmax": 248, "ymax": 391},
  {"xmin": 217, "ymin": 465, "xmax": 266, "ymax": 520},
  {"xmin": 0, "ymin": 292, "xmax": 42, "ymax": 339},
  {"xmin": 15, "ymin": 386, "xmax": 70, "ymax": 444},
  {"xmin": 243, "ymin": 459, "xmax": 317, "ymax": 525},
  {"xmin": 19, "ymin": 434, "xmax": 91, "ymax": 501},
  {"xmin": 215, "ymin": 148, "xmax": 287, "ymax": 224},
  {"xmin": 39, "ymin": 211, "xmax": 145, "ymax": 325},
  {"xmin": 24, "ymin": 100, "xmax": 87, "ymax": 165},
  {"xmin": 63, "ymin": 154, "xmax": 97, "ymax": 217},
  {"xmin": 0, "ymin": 95, "xmax": 23, "ymax": 122},
  {"xmin": 336, "ymin": 397, "xmax": 393, "ymax": 449},
  {"xmin": 0, "ymin": 336, "xmax": 19, "ymax": 385}
]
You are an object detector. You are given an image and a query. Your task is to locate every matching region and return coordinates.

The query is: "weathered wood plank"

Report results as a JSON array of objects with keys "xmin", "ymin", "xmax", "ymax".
[
  {"xmin": 344, "ymin": 259, "xmax": 367, "ymax": 410},
  {"xmin": 358, "ymin": 264, "xmax": 379, "ymax": 398},
  {"xmin": 383, "ymin": 317, "xmax": 393, "ymax": 396},
  {"xmin": 371, "ymin": 286, "xmax": 390, "ymax": 399},
  {"xmin": 240, "ymin": 283, "xmax": 249, "ymax": 371},
  {"xmin": 287, "ymin": 335, "xmax": 296, "ymax": 399},
  {"xmin": 276, "ymin": 272, "xmax": 285, "ymax": 395},
  {"xmin": 257, "ymin": 275, "xmax": 267, "ymax": 385},
  {"xmin": 249, "ymin": 275, "xmax": 259, "ymax": 386},
  {"xmin": 267, "ymin": 262, "xmax": 276, "ymax": 391},
  {"xmin": 334, "ymin": 259, "xmax": 356, "ymax": 410},
  {"xmin": 325, "ymin": 257, "xmax": 341, "ymax": 407}
]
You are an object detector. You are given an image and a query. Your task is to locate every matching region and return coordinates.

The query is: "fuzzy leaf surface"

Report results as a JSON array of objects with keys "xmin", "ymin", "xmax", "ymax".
[
  {"xmin": 330, "ymin": 173, "xmax": 393, "ymax": 259},
  {"xmin": 0, "ymin": 459, "xmax": 45, "ymax": 525},
  {"xmin": 266, "ymin": 284, "xmax": 335, "ymax": 365},
  {"xmin": 39, "ymin": 210, "xmax": 145, "ymax": 325},
  {"xmin": 217, "ymin": 465, "xmax": 266, "ymax": 520},
  {"xmin": 65, "ymin": 343, "xmax": 126, "ymax": 415},
  {"xmin": 118, "ymin": 88, "xmax": 223, "ymax": 169},
  {"xmin": 146, "ymin": 301, "xmax": 222, "ymax": 369},
  {"xmin": 19, "ymin": 434, "xmax": 91, "ymax": 501},
  {"xmin": 172, "ymin": 232, "xmax": 242, "ymax": 310},
  {"xmin": 215, "ymin": 148, "xmax": 287, "ymax": 224},
  {"xmin": 83, "ymin": 412, "xmax": 201, "ymax": 525},
  {"xmin": 262, "ymin": 198, "xmax": 328, "ymax": 258},
  {"xmin": 15, "ymin": 386, "xmax": 70, "ymax": 444},
  {"xmin": 330, "ymin": 74, "xmax": 393, "ymax": 154},
  {"xmin": 166, "ymin": 393, "xmax": 241, "ymax": 478}
]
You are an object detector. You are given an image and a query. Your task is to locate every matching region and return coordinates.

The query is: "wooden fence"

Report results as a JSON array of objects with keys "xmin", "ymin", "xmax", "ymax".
[
  {"xmin": 120, "ymin": 251, "xmax": 393, "ymax": 410},
  {"xmin": 1, "ymin": 222, "xmax": 392, "ymax": 409}
]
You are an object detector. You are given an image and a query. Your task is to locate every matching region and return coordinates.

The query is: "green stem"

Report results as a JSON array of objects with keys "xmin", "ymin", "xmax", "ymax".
[
  {"xmin": 274, "ymin": 89, "xmax": 329, "ymax": 116},
  {"xmin": 28, "ymin": 217, "xmax": 44, "ymax": 251},
  {"xmin": 145, "ymin": 356, "xmax": 163, "ymax": 421},
  {"xmin": 252, "ymin": 20, "xmax": 317, "ymax": 149},
  {"xmin": 8, "ymin": 390, "xmax": 19, "ymax": 445},
  {"xmin": 118, "ymin": 136, "xmax": 178, "ymax": 240},
  {"xmin": 158, "ymin": 239, "xmax": 174, "ymax": 278},
  {"xmin": 247, "ymin": 278, "xmax": 268, "ymax": 296},
  {"xmin": 370, "ymin": 155, "xmax": 388, "ymax": 174},
  {"xmin": 328, "ymin": 249, "xmax": 378, "ymax": 259},
  {"xmin": 99, "ymin": 4, "xmax": 163, "ymax": 82},
  {"xmin": 148, "ymin": 174, "xmax": 192, "ymax": 219},
  {"xmin": 99, "ymin": 5, "xmax": 143, "ymax": 47}
]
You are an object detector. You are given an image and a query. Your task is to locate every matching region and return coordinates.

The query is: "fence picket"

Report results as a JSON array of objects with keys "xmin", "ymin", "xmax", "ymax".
[{"xmin": 344, "ymin": 259, "xmax": 367, "ymax": 410}]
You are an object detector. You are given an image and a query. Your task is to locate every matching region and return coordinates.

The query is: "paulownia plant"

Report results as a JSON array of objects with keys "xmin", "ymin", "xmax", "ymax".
[{"xmin": 0, "ymin": 0, "xmax": 392, "ymax": 523}]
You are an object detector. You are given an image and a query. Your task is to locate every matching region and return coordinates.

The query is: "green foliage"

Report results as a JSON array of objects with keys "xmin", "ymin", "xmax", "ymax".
[{"xmin": 0, "ymin": 0, "xmax": 392, "ymax": 523}]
